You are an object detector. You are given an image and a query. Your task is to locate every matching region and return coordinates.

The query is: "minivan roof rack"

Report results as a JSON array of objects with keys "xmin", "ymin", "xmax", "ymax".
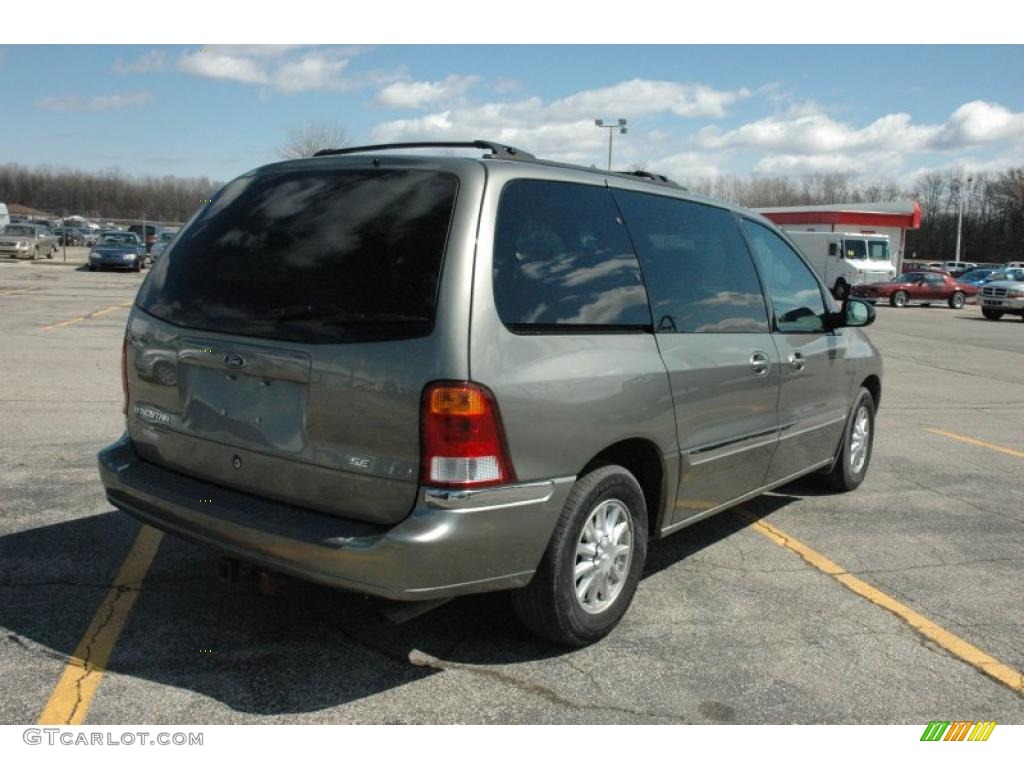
[
  {"xmin": 614, "ymin": 170, "xmax": 684, "ymax": 189},
  {"xmin": 311, "ymin": 140, "xmax": 686, "ymax": 191},
  {"xmin": 314, "ymin": 140, "xmax": 535, "ymax": 160}
]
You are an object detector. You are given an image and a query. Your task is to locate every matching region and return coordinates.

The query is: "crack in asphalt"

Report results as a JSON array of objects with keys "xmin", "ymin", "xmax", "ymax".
[
  {"xmin": 851, "ymin": 557, "xmax": 1024, "ymax": 577},
  {"xmin": 887, "ymin": 464, "xmax": 1024, "ymax": 527},
  {"xmin": 3, "ymin": 632, "xmax": 74, "ymax": 664},
  {"xmin": 63, "ymin": 585, "xmax": 130, "ymax": 724},
  {"xmin": 300, "ymin": 595, "xmax": 688, "ymax": 722},
  {"xmin": 408, "ymin": 648, "xmax": 687, "ymax": 722}
]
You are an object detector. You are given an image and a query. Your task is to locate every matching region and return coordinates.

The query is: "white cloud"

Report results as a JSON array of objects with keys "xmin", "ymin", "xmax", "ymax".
[
  {"xmin": 371, "ymin": 79, "xmax": 750, "ymax": 165},
  {"xmin": 113, "ymin": 50, "xmax": 167, "ymax": 75},
  {"xmin": 179, "ymin": 51, "xmax": 269, "ymax": 85},
  {"xmin": 931, "ymin": 101, "xmax": 1024, "ymax": 148},
  {"xmin": 752, "ymin": 152, "xmax": 896, "ymax": 175},
  {"xmin": 693, "ymin": 100, "xmax": 1024, "ymax": 157},
  {"xmin": 177, "ymin": 45, "xmax": 376, "ymax": 94},
  {"xmin": 35, "ymin": 91, "xmax": 154, "ymax": 112},
  {"xmin": 649, "ymin": 151, "xmax": 723, "ymax": 179},
  {"xmin": 545, "ymin": 79, "xmax": 749, "ymax": 120},
  {"xmin": 376, "ymin": 74, "xmax": 480, "ymax": 108}
]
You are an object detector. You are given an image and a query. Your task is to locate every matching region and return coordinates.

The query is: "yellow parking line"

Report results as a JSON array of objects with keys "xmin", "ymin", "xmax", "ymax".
[
  {"xmin": 736, "ymin": 509, "xmax": 1024, "ymax": 694},
  {"xmin": 41, "ymin": 303, "xmax": 130, "ymax": 332},
  {"xmin": 922, "ymin": 428, "xmax": 1024, "ymax": 460},
  {"xmin": 37, "ymin": 526, "xmax": 163, "ymax": 725},
  {"xmin": 1, "ymin": 287, "xmax": 40, "ymax": 296}
]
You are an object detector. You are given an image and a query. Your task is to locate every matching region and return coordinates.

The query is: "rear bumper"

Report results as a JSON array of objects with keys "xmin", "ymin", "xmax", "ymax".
[{"xmin": 99, "ymin": 435, "xmax": 573, "ymax": 601}]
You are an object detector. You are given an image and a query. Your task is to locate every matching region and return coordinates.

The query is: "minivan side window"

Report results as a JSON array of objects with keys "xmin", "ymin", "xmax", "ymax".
[
  {"xmin": 612, "ymin": 190, "xmax": 769, "ymax": 333},
  {"xmin": 493, "ymin": 180, "xmax": 651, "ymax": 331},
  {"xmin": 740, "ymin": 219, "xmax": 828, "ymax": 334}
]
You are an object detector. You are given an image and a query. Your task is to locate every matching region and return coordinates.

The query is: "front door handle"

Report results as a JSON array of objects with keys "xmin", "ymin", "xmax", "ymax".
[
  {"xmin": 789, "ymin": 351, "xmax": 806, "ymax": 371},
  {"xmin": 749, "ymin": 351, "xmax": 770, "ymax": 376}
]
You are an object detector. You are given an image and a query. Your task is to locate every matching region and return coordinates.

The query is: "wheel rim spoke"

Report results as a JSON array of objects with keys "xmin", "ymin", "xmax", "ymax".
[{"xmin": 573, "ymin": 498, "xmax": 634, "ymax": 615}]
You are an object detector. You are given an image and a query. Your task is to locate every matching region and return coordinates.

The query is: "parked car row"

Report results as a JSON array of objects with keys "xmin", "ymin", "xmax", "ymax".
[{"xmin": 849, "ymin": 266, "xmax": 1024, "ymax": 322}]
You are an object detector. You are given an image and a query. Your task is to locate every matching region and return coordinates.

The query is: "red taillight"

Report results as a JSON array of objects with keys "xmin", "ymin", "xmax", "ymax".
[
  {"xmin": 121, "ymin": 337, "xmax": 129, "ymax": 416},
  {"xmin": 420, "ymin": 382, "xmax": 515, "ymax": 488}
]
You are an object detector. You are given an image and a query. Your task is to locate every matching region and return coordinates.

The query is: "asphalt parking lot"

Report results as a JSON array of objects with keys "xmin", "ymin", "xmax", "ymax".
[{"xmin": 1, "ymin": 259, "xmax": 1022, "ymax": 724}]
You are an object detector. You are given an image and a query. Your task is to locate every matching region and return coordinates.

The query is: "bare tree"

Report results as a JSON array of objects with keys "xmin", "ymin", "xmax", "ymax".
[{"xmin": 276, "ymin": 121, "xmax": 350, "ymax": 159}]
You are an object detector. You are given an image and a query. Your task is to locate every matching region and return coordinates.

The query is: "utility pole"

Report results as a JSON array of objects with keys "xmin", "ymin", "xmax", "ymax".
[
  {"xmin": 595, "ymin": 118, "xmax": 628, "ymax": 171},
  {"xmin": 954, "ymin": 175, "xmax": 973, "ymax": 264}
]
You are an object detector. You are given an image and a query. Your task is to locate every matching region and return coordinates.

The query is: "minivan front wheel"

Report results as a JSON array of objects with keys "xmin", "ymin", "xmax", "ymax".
[
  {"xmin": 511, "ymin": 464, "xmax": 647, "ymax": 646},
  {"xmin": 822, "ymin": 388, "xmax": 875, "ymax": 492}
]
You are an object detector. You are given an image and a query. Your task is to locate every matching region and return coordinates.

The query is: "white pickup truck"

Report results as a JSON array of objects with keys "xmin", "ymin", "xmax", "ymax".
[{"xmin": 978, "ymin": 268, "xmax": 1024, "ymax": 321}]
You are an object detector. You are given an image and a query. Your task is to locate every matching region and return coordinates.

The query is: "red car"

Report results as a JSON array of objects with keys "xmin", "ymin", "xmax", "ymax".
[{"xmin": 851, "ymin": 271, "xmax": 977, "ymax": 308}]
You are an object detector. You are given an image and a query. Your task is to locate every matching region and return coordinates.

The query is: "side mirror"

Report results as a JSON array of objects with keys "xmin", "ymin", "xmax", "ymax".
[{"xmin": 825, "ymin": 299, "xmax": 875, "ymax": 330}]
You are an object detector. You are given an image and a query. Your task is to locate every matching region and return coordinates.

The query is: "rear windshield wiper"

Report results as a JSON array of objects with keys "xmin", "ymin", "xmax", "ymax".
[{"xmin": 271, "ymin": 303, "xmax": 429, "ymax": 325}]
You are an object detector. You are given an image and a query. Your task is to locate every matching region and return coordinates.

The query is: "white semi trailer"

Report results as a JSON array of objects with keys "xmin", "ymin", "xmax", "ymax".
[{"xmin": 783, "ymin": 231, "xmax": 898, "ymax": 300}]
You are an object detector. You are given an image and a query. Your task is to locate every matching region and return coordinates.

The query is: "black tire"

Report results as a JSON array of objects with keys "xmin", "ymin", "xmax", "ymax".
[
  {"xmin": 981, "ymin": 308, "xmax": 1002, "ymax": 321},
  {"xmin": 88, "ymin": 265, "xmax": 97, "ymax": 272},
  {"xmin": 948, "ymin": 292, "xmax": 965, "ymax": 309},
  {"xmin": 890, "ymin": 290, "xmax": 909, "ymax": 307},
  {"xmin": 511, "ymin": 464, "xmax": 648, "ymax": 646},
  {"xmin": 833, "ymin": 279, "xmax": 850, "ymax": 300},
  {"xmin": 821, "ymin": 388, "xmax": 875, "ymax": 493}
]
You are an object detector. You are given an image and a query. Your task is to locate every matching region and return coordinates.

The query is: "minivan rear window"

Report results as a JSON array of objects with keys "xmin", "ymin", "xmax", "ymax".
[{"xmin": 136, "ymin": 168, "xmax": 458, "ymax": 343}]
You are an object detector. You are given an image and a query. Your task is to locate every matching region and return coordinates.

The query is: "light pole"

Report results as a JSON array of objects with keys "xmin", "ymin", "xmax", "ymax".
[
  {"xmin": 954, "ymin": 175, "xmax": 973, "ymax": 264},
  {"xmin": 595, "ymin": 118, "xmax": 627, "ymax": 171}
]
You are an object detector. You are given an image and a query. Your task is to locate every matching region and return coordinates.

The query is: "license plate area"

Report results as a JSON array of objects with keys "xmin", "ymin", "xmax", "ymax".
[{"xmin": 179, "ymin": 363, "xmax": 307, "ymax": 454}]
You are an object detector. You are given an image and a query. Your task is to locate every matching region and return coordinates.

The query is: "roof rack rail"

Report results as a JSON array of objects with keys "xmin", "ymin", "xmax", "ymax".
[
  {"xmin": 616, "ymin": 170, "xmax": 684, "ymax": 189},
  {"xmin": 313, "ymin": 140, "xmax": 536, "ymax": 160}
]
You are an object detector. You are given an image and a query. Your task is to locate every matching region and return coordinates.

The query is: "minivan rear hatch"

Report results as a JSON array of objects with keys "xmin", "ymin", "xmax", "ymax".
[{"xmin": 128, "ymin": 165, "xmax": 461, "ymax": 525}]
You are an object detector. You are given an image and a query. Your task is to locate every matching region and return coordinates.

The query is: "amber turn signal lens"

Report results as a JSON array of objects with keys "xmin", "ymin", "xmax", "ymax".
[{"xmin": 428, "ymin": 385, "xmax": 487, "ymax": 416}]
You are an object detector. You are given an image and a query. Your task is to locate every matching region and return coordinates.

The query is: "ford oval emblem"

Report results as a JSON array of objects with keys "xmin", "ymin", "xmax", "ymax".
[{"xmin": 224, "ymin": 353, "xmax": 246, "ymax": 369}]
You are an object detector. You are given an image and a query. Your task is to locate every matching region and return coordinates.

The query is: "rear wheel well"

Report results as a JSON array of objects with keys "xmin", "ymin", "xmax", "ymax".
[
  {"xmin": 579, "ymin": 439, "xmax": 664, "ymax": 539},
  {"xmin": 861, "ymin": 374, "xmax": 881, "ymax": 410}
]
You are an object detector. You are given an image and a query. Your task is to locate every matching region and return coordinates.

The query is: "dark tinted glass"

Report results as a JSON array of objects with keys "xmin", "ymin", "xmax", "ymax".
[
  {"xmin": 137, "ymin": 169, "xmax": 458, "ymax": 343},
  {"xmin": 612, "ymin": 190, "xmax": 768, "ymax": 333},
  {"xmin": 740, "ymin": 219, "xmax": 827, "ymax": 334},
  {"xmin": 493, "ymin": 180, "xmax": 651, "ymax": 331}
]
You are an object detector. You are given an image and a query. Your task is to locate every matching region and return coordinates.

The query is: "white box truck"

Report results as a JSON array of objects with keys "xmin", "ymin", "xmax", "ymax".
[
  {"xmin": 784, "ymin": 231, "xmax": 898, "ymax": 300},
  {"xmin": 0, "ymin": 203, "xmax": 9, "ymax": 230}
]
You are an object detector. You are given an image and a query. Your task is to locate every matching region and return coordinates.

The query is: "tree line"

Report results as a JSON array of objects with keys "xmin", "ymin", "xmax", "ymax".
[
  {"xmin": 2, "ymin": 160, "xmax": 1022, "ymax": 262},
  {"xmin": 0, "ymin": 163, "xmax": 222, "ymax": 225},
  {"xmin": 684, "ymin": 168, "xmax": 1024, "ymax": 263}
]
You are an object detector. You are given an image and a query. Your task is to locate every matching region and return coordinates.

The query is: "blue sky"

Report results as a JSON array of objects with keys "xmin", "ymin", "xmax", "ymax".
[{"xmin": 3, "ymin": 44, "xmax": 1023, "ymax": 185}]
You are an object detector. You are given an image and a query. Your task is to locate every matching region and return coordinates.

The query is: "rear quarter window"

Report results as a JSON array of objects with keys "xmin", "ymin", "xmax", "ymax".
[{"xmin": 492, "ymin": 179, "xmax": 651, "ymax": 332}]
